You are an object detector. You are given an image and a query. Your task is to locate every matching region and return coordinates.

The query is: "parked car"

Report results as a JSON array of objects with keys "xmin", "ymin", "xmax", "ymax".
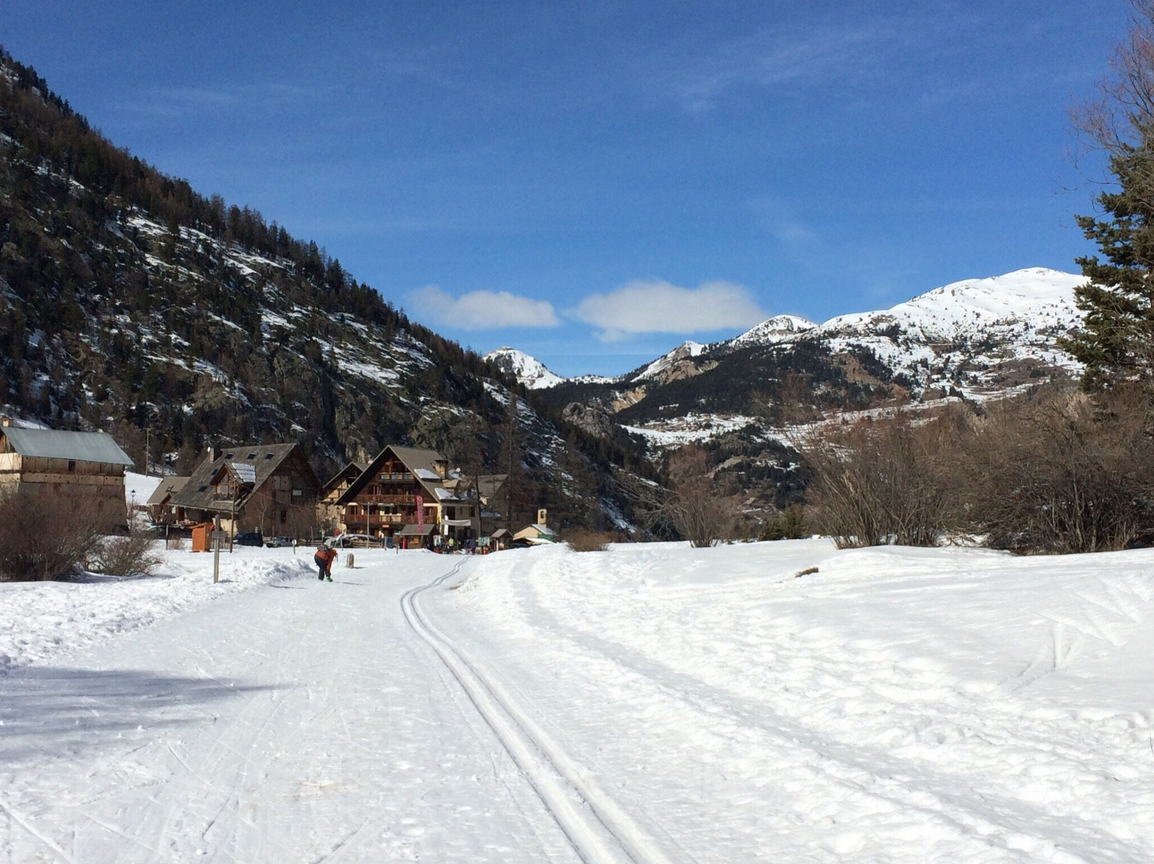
[
  {"xmin": 264, "ymin": 536, "xmax": 295, "ymax": 548},
  {"xmin": 234, "ymin": 532, "xmax": 264, "ymax": 547},
  {"xmin": 327, "ymin": 533, "xmax": 384, "ymax": 548}
]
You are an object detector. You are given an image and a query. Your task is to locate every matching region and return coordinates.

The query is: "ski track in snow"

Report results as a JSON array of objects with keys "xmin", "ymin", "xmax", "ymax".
[
  {"xmin": 3, "ymin": 541, "xmax": 1154, "ymax": 862},
  {"xmin": 403, "ymin": 562, "xmax": 685, "ymax": 864}
]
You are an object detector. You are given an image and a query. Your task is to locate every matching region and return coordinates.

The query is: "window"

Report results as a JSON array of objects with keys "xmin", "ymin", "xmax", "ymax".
[
  {"xmin": 67, "ymin": 460, "xmax": 75, "ymax": 472},
  {"xmin": 292, "ymin": 489, "xmax": 302, "ymax": 497}
]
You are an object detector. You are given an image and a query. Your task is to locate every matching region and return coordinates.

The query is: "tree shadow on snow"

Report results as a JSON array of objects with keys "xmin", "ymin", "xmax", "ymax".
[{"xmin": 0, "ymin": 666, "xmax": 279, "ymax": 762}]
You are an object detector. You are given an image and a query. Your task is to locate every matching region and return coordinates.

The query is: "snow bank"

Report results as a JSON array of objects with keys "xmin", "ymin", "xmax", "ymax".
[
  {"xmin": 0, "ymin": 547, "xmax": 311, "ymax": 673},
  {"xmin": 434, "ymin": 539, "xmax": 1154, "ymax": 862}
]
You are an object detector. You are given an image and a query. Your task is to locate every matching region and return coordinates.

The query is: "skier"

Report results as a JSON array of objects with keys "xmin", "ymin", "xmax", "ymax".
[{"xmin": 314, "ymin": 542, "xmax": 337, "ymax": 582}]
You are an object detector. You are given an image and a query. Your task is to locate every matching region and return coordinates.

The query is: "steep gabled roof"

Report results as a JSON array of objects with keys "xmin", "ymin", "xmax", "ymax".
[
  {"xmin": 321, "ymin": 461, "xmax": 369, "ymax": 495},
  {"xmin": 146, "ymin": 476, "xmax": 189, "ymax": 506},
  {"xmin": 476, "ymin": 473, "xmax": 508, "ymax": 502},
  {"xmin": 337, "ymin": 445, "xmax": 448, "ymax": 505},
  {"xmin": 171, "ymin": 443, "xmax": 318, "ymax": 513},
  {"xmin": 388, "ymin": 446, "xmax": 445, "ymax": 478},
  {"xmin": 0, "ymin": 426, "xmax": 133, "ymax": 466}
]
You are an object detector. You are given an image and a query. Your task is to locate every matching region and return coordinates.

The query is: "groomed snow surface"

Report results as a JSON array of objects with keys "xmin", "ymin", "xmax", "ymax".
[{"xmin": 2, "ymin": 540, "xmax": 1153, "ymax": 862}]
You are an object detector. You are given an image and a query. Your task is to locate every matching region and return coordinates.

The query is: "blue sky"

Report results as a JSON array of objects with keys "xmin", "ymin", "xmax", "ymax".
[{"xmin": 7, "ymin": 1, "xmax": 1127, "ymax": 376}]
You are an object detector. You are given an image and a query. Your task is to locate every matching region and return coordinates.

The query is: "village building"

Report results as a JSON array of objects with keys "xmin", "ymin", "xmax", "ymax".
[
  {"xmin": 0, "ymin": 420, "xmax": 134, "ymax": 532},
  {"xmin": 318, "ymin": 460, "xmax": 368, "ymax": 534},
  {"xmin": 472, "ymin": 472, "xmax": 538, "ymax": 534},
  {"xmin": 145, "ymin": 476, "xmax": 189, "ymax": 524},
  {"xmin": 170, "ymin": 443, "xmax": 321, "ymax": 538},
  {"xmin": 514, "ymin": 512, "xmax": 557, "ymax": 545},
  {"xmin": 335, "ymin": 445, "xmax": 479, "ymax": 548}
]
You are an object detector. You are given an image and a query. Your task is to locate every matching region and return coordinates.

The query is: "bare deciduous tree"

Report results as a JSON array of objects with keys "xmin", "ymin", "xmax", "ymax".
[{"xmin": 627, "ymin": 445, "xmax": 740, "ymax": 548}]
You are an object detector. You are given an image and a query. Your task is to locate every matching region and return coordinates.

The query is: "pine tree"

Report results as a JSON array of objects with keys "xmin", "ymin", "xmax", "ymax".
[
  {"xmin": 1063, "ymin": 144, "xmax": 1154, "ymax": 389},
  {"xmin": 1062, "ymin": 3, "xmax": 1154, "ymax": 390}
]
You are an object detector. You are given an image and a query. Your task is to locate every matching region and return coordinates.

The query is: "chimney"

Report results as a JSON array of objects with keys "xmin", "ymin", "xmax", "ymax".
[
  {"xmin": 0, "ymin": 416, "xmax": 12, "ymax": 428},
  {"xmin": 537, "ymin": 508, "xmax": 547, "ymax": 527},
  {"xmin": 207, "ymin": 444, "xmax": 221, "ymax": 462},
  {"xmin": 435, "ymin": 459, "xmax": 447, "ymax": 479}
]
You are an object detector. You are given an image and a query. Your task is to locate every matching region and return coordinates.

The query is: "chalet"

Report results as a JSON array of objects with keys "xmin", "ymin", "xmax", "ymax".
[
  {"xmin": 145, "ymin": 476, "xmax": 189, "ymax": 524},
  {"xmin": 336, "ymin": 445, "xmax": 479, "ymax": 548},
  {"xmin": 0, "ymin": 420, "xmax": 134, "ymax": 531},
  {"xmin": 171, "ymin": 444, "xmax": 321, "ymax": 538},
  {"xmin": 318, "ymin": 461, "xmax": 368, "ymax": 534}
]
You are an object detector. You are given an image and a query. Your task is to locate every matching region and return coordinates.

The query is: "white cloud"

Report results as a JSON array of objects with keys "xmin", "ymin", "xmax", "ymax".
[
  {"xmin": 407, "ymin": 285, "xmax": 560, "ymax": 330},
  {"xmin": 572, "ymin": 279, "xmax": 767, "ymax": 341}
]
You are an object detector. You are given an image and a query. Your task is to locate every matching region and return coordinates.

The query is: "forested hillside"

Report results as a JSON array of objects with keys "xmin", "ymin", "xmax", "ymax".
[{"xmin": 0, "ymin": 49, "xmax": 648, "ymax": 527}]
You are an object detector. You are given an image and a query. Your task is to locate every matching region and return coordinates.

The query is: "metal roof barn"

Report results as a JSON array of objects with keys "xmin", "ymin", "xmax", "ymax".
[{"xmin": 0, "ymin": 427, "xmax": 133, "ymax": 466}]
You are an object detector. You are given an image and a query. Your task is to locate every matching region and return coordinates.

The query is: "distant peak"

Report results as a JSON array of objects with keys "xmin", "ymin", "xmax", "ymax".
[
  {"xmin": 728, "ymin": 314, "xmax": 816, "ymax": 349},
  {"xmin": 484, "ymin": 347, "xmax": 564, "ymax": 389}
]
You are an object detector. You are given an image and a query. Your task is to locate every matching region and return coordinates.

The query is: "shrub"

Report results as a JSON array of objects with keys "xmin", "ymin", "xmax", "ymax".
[
  {"xmin": 666, "ymin": 446, "xmax": 742, "ymax": 548},
  {"xmin": 0, "ymin": 491, "xmax": 104, "ymax": 581},
  {"xmin": 93, "ymin": 525, "xmax": 163, "ymax": 577},
  {"xmin": 566, "ymin": 528, "xmax": 614, "ymax": 552},
  {"xmin": 965, "ymin": 387, "xmax": 1154, "ymax": 553},
  {"xmin": 800, "ymin": 385, "xmax": 1154, "ymax": 554},
  {"xmin": 802, "ymin": 416, "xmax": 959, "ymax": 549},
  {"xmin": 759, "ymin": 504, "xmax": 808, "ymax": 541}
]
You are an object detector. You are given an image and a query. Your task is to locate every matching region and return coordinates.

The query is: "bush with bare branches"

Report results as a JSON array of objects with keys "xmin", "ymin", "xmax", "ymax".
[
  {"xmin": 801, "ymin": 416, "xmax": 960, "ymax": 549},
  {"xmin": 0, "ymin": 491, "xmax": 104, "ymax": 581},
  {"xmin": 566, "ymin": 528, "xmax": 614, "ymax": 552},
  {"xmin": 801, "ymin": 385, "xmax": 1154, "ymax": 554},
  {"xmin": 964, "ymin": 388, "xmax": 1154, "ymax": 553},
  {"xmin": 94, "ymin": 525, "xmax": 163, "ymax": 577}
]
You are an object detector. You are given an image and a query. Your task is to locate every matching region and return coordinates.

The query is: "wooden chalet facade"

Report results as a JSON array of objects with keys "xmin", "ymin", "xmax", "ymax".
[
  {"xmin": 318, "ymin": 461, "xmax": 368, "ymax": 534},
  {"xmin": 0, "ymin": 421, "xmax": 134, "ymax": 531},
  {"xmin": 170, "ymin": 444, "xmax": 321, "ymax": 537},
  {"xmin": 145, "ymin": 476, "xmax": 189, "ymax": 524},
  {"xmin": 335, "ymin": 445, "xmax": 479, "ymax": 548}
]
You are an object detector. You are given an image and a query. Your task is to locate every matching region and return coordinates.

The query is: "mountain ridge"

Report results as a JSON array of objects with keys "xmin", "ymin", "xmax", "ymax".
[
  {"xmin": 0, "ymin": 47, "xmax": 649, "ymax": 529},
  {"xmin": 497, "ymin": 266, "xmax": 1083, "ymax": 395}
]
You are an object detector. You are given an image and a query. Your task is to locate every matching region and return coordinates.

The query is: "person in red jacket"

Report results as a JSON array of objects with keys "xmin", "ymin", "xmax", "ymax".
[{"xmin": 314, "ymin": 543, "xmax": 337, "ymax": 582}]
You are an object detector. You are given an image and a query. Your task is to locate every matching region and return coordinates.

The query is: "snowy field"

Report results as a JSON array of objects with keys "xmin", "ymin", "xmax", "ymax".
[
  {"xmin": 0, "ymin": 547, "xmax": 311, "ymax": 673},
  {"xmin": 2, "ymin": 540, "xmax": 1153, "ymax": 862}
]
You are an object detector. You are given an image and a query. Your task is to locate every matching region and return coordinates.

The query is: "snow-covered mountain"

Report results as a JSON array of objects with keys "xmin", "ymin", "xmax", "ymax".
[
  {"xmin": 533, "ymin": 267, "xmax": 1088, "ymax": 459},
  {"xmin": 727, "ymin": 314, "xmax": 816, "ymax": 349},
  {"xmin": 634, "ymin": 341, "xmax": 708, "ymax": 383},
  {"xmin": 484, "ymin": 348, "xmax": 565, "ymax": 389},
  {"xmin": 811, "ymin": 267, "xmax": 1084, "ymax": 388}
]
